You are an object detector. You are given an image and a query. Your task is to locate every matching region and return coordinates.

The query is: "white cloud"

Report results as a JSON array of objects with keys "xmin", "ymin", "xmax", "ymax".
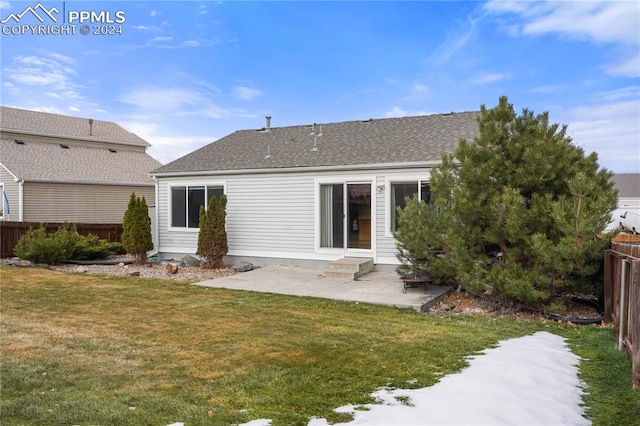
[
  {"xmin": 153, "ymin": 38, "xmax": 220, "ymax": 49},
  {"xmin": 603, "ymin": 51, "xmax": 640, "ymax": 78},
  {"xmin": 0, "ymin": 1, "xmax": 10, "ymax": 10},
  {"xmin": 385, "ymin": 106, "xmax": 407, "ymax": 117},
  {"xmin": 119, "ymin": 86, "xmax": 255, "ymax": 121},
  {"xmin": 560, "ymin": 87, "xmax": 640, "ymax": 173},
  {"xmin": 119, "ymin": 87, "xmax": 208, "ymax": 112},
  {"xmin": 199, "ymin": 4, "xmax": 208, "ymax": 15},
  {"xmin": 413, "ymin": 84, "xmax": 429, "ymax": 93},
  {"xmin": 118, "ymin": 119, "xmax": 215, "ymax": 164},
  {"xmin": 484, "ymin": 0, "xmax": 640, "ymax": 78},
  {"xmin": 68, "ymin": 106, "xmax": 80, "ymax": 112},
  {"xmin": 150, "ymin": 10, "xmax": 159, "ymax": 17},
  {"xmin": 3, "ymin": 54, "xmax": 83, "ymax": 99},
  {"xmin": 429, "ymin": 10, "xmax": 485, "ymax": 65},
  {"xmin": 470, "ymin": 72, "xmax": 512, "ymax": 85},
  {"xmin": 385, "ymin": 106, "xmax": 431, "ymax": 118},
  {"xmin": 152, "ymin": 36, "xmax": 173, "ymax": 42},
  {"xmin": 525, "ymin": 84, "xmax": 567, "ymax": 94},
  {"xmin": 232, "ymin": 86, "xmax": 261, "ymax": 101}
]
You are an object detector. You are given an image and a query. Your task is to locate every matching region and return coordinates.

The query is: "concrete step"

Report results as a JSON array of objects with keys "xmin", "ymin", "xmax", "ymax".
[{"xmin": 324, "ymin": 257, "xmax": 374, "ymax": 280}]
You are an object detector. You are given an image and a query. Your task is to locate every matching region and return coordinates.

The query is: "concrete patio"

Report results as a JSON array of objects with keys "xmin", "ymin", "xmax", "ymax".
[{"xmin": 196, "ymin": 264, "xmax": 451, "ymax": 312}]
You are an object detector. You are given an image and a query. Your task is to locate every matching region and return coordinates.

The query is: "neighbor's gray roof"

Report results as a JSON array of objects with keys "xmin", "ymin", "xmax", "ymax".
[
  {"xmin": 0, "ymin": 106, "xmax": 150, "ymax": 147},
  {"xmin": 0, "ymin": 138, "xmax": 162, "ymax": 185},
  {"xmin": 152, "ymin": 112, "xmax": 480, "ymax": 175},
  {"xmin": 611, "ymin": 174, "xmax": 640, "ymax": 198}
]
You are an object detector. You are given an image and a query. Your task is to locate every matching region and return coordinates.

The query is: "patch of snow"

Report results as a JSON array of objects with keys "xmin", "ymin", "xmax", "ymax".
[{"xmin": 244, "ymin": 331, "xmax": 590, "ymax": 426}]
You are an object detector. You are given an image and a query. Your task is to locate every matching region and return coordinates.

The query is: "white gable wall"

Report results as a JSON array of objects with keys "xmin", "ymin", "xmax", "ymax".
[{"xmin": 156, "ymin": 166, "xmax": 433, "ymax": 268}]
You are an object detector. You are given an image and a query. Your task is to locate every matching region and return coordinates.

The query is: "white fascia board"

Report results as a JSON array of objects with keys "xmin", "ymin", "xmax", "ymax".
[
  {"xmin": 151, "ymin": 160, "xmax": 443, "ymax": 178},
  {"xmin": 21, "ymin": 178, "xmax": 155, "ymax": 186}
]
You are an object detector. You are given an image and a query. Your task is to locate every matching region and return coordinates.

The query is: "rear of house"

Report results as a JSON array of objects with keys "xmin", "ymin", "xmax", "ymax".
[{"xmin": 152, "ymin": 112, "xmax": 480, "ymax": 269}]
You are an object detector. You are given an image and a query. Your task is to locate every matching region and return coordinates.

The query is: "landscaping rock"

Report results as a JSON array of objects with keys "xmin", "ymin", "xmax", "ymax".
[
  {"xmin": 166, "ymin": 263, "xmax": 179, "ymax": 275},
  {"xmin": 234, "ymin": 261, "xmax": 254, "ymax": 273},
  {"xmin": 75, "ymin": 266, "xmax": 87, "ymax": 274},
  {"xmin": 181, "ymin": 255, "xmax": 201, "ymax": 267},
  {"xmin": 126, "ymin": 271, "xmax": 141, "ymax": 277}
]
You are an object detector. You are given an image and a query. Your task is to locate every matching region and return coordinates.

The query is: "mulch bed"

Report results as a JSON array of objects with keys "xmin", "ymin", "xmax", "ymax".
[{"xmin": 430, "ymin": 289, "xmax": 604, "ymax": 324}]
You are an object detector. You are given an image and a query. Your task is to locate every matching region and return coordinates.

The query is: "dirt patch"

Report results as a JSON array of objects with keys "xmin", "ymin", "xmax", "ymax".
[{"xmin": 430, "ymin": 289, "xmax": 603, "ymax": 323}]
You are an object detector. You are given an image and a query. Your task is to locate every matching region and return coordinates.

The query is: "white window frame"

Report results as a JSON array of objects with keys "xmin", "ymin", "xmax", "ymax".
[
  {"xmin": 385, "ymin": 175, "xmax": 431, "ymax": 238},
  {"xmin": 314, "ymin": 175, "xmax": 376, "ymax": 256},
  {"xmin": 167, "ymin": 181, "xmax": 226, "ymax": 232}
]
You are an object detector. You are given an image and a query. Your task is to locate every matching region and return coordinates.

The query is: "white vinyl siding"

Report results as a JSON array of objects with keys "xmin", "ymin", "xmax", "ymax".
[
  {"xmin": 158, "ymin": 174, "xmax": 315, "ymax": 258},
  {"xmin": 156, "ymin": 167, "xmax": 434, "ymax": 266}
]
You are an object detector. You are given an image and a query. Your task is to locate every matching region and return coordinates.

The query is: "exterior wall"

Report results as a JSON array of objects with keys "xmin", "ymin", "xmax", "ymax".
[
  {"xmin": 156, "ymin": 167, "xmax": 432, "ymax": 267},
  {"xmin": 1, "ymin": 130, "xmax": 146, "ymax": 153},
  {"xmin": 23, "ymin": 182, "xmax": 154, "ymax": 223},
  {"xmin": 0, "ymin": 164, "xmax": 19, "ymax": 221}
]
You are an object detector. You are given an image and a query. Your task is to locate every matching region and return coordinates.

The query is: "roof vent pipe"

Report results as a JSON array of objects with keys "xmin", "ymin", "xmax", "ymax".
[
  {"xmin": 265, "ymin": 116, "xmax": 271, "ymax": 129},
  {"xmin": 88, "ymin": 119, "xmax": 94, "ymax": 136}
]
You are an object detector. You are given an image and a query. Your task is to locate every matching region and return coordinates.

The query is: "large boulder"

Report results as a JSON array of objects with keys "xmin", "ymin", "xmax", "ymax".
[
  {"xmin": 181, "ymin": 255, "xmax": 201, "ymax": 267},
  {"xmin": 234, "ymin": 261, "xmax": 254, "ymax": 273}
]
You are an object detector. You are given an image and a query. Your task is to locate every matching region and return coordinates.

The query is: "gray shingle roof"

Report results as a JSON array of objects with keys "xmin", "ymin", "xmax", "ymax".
[
  {"xmin": 1, "ymin": 138, "xmax": 161, "ymax": 185},
  {"xmin": 0, "ymin": 106, "xmax": 149, "ymax": 147},
  {"xmin": 611, "ymin": 174, "xmax": 640, "ymax": 198},
  {"xmin": 152, "ymin": 112, "xmax": 480, "ymax": 175}
]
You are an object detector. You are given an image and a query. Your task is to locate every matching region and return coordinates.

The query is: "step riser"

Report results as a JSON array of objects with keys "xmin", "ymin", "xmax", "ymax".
[
  {"xmin": 324, "ymin": 258, "xmax": 374, "ymax": 280},
  {"xmin": 324, "ymin": 271, "xmax": 357, "ymax": 280}
]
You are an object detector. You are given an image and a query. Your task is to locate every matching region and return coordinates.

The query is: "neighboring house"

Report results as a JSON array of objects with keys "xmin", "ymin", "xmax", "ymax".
[
  {"xmin": 607, "ymin": 173, "xmax": 640, "ymax": 233},
  {"xmin": 0, "ymin": 106, "xmax": 162, "ymax": 224},
  {"xmin": 151, "ymin": 112, "xmax": 480, "ymax": 269}
]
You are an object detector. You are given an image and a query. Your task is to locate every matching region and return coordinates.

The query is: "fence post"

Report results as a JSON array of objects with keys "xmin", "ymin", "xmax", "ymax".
[
  {"xmin": 618, "ymin": 259, "xmax": 628, "ymax": 351},
  {"xmin": 604, "ymin": 250, "xmax": 613, "ymax": 323},
  {"xmin": 631, "ymin": 259, "xmax": 640, "ymax": 389}
]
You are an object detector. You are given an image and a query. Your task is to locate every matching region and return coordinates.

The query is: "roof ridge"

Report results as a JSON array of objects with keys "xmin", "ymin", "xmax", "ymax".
[
  {"xmin": 1, "ymin": 106, "xmax": 108, "ymax": 124},
  {"xmin": 243, "ymin": 110, "xmax": 480, "ymax": 132}
]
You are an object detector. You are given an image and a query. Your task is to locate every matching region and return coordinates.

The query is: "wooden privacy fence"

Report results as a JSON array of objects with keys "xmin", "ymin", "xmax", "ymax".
[
  {"xmin": 604, "ymin": 242, "xmax": 640, "ymax": 389},
  {"xmin": 0, "ymin": 221, "xmax": 123, "ymax": 258}
]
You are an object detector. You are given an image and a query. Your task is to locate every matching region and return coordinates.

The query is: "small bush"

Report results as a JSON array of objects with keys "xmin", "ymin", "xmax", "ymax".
[
  {"xmin": 14, "ymin": 225, "xmax": 69, "ymax": 265},
  {"xmin": 71, "ymin": 234, "xmax": 122, "ymax": 261},
  {"xmin": 14, "ymin": 224, "xmax": 121, "ymax": 264}
]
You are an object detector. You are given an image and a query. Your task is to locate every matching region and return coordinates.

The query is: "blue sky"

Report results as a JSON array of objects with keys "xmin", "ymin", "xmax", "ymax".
[{"xmin": 1, "ymin": 1, "xmax": 638, "ymax": 173}]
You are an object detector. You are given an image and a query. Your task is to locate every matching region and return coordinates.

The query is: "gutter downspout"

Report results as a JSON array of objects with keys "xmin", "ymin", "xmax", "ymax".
[
  {"xmin": 18, "ymin": 179, "xmax": 24, "ymax": 222},
  {"xmin": 153, "ymin": 176, "xmax": 160, "ymax": 256}
]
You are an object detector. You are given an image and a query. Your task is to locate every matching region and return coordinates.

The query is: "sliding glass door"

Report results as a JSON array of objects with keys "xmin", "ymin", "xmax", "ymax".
[
  {"xmin": 320, "ymin": 184, "xmax": 344, "ymax": 248},
  {"xmin": 320, "ymin": 182, "xmax": 371, "ymax": 250}
]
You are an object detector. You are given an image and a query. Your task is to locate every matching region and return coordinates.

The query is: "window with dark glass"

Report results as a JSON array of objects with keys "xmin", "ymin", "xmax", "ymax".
[
  {"xmin": 171, "ymin": 185, "xmax": 224, "ymax": 228},
  {"xmin": 390, "ymin": 180, "xmax": 431, "ymax": 232}
]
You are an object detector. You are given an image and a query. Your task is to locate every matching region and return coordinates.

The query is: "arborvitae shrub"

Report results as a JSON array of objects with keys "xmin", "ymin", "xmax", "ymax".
[{"xmin": 121, "ymin": 193, "xmax": 153, "ymax": 264}]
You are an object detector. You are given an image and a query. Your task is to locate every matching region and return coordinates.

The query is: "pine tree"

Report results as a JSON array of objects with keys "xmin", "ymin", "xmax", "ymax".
[
  {"xmin": 395, "ymin": 96, "xmax": 618, "ymax": 307},
  {"xmin": 122, "ymin": 193, "xmax": 153, "ymax": 264},
  {"xmin": 197, "ymin": 195, "xmax": 228, "ymax": 269}
]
